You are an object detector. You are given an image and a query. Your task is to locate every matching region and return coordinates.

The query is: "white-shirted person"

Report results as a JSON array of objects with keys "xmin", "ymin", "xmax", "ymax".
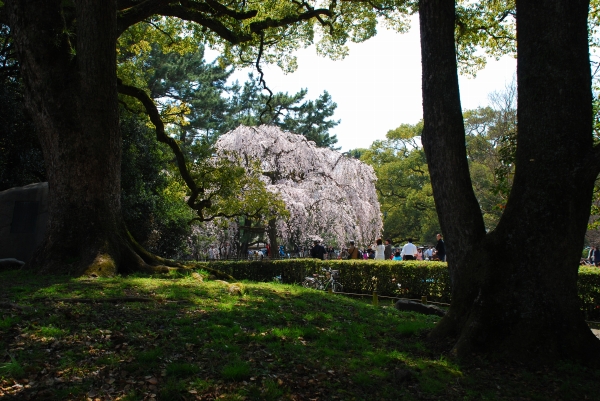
[
  {"xmin": 401, "ymin": 239, "xmax": 418, "ymax": 261},
  {"xmin": 374, "ymin": 238, "xmax": 386, "ymax": 260}
]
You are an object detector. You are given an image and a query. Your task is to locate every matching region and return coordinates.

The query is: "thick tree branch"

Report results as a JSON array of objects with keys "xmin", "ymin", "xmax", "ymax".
[
  {"xmin": 255, "ymin": 31, "xmax": 274, "ymax": 123},
  {"xmin": 249, "ymin": 8, "xmax": 331, "ymax": 33},
  {"xmin": 117, "ymin": 80, "xmax": 265, "ymax": 225},
  {"xmin": 155, "ymin": 3, "xmax": 253, "ymax": 43},
  {"xmin": 117, "ymin": 0, "xmax": 332, "ymax": 51},
  {"xmin": 118, "ymin": 0, "xmax": 257, "ymax": 38},
  {"xmin": 117, "ymin": 0, "xmax": 171, "ymax": 35},
  {"xmin": 202, "ymin": 0, "xmax": 258, "ymax": 19},
  {"xmin": 339, "ymin": 0, "xmax": 395, "ymax": 12},
  {"xmin": 116, "ymin": 80, "xmax": 203, "ymax": 210},
  {"xmin": 189, "ymin": 205, "xmax": 264, "ymax": 224}
]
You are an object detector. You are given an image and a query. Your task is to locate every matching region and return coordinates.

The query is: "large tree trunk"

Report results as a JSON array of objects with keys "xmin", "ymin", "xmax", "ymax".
[
  {"xmin": 268, "ymin": 218, "xmax": 279, "ymax": 259},
  {"xmin": 419, "ymin": 0, "xmax": 487, "ymax": 285},
  {"xmin": 420, "ymin": 0, "xmax": 600, "ymax": 362},
  {"xmin": 6, "ymin": 0, "xmax": 174, "ymax": 275}
]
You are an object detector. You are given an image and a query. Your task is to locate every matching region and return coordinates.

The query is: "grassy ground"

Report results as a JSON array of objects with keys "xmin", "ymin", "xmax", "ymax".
[{"xmin": 0, "ymin": 269, "xmax": 599, "ymax": 401}]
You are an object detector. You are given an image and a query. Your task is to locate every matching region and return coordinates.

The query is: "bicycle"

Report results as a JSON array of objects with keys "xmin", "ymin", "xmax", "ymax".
[{"xmin": 302, "ymin": 268, "xmax": 343, "ymax": 292}]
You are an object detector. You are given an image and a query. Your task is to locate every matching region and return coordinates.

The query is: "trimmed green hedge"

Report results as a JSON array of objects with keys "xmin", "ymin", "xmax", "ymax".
[
  {"xmin": 577, "ymin": 266, "xmax": 600, "ymax": 320},
  {"xmin": 194, "ymin": 259, "xmax": 600, "ymax": 319},
  {"xmin": 194, "ymin": 259, "xmax": 451, "ymax": 302}
]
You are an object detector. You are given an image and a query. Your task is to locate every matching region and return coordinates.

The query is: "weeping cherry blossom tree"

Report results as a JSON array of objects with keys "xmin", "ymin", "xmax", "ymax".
[{"xmin": 215, "ymin": 125, "xmax": 382, "ymax": 250}]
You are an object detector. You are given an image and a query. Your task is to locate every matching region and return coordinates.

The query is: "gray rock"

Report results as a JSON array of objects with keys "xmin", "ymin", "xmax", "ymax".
[
  {"xmin": 0, "ymin": 258, "xmax": 25, "ymax": 271},
  {"xmin": 0, "ymin": 182, "xmax": 49, "ymax": 262},
  {"xmin": 394, "ymin": 299, "xmax": 447, "ymax": 317}
]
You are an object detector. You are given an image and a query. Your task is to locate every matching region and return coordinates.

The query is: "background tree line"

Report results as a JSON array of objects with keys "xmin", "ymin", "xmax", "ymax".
[{"xmin": 357, "ymin": 80, "xmax": 517, "ymax": 246}]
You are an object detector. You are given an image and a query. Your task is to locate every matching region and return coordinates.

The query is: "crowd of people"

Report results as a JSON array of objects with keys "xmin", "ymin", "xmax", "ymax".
[
  {"xmin": 309, "ymin": 234, "xmax": 446, "ymax": 262},
  {"xmin": 203, "ymin": 239, "xmax": 600, "ymax": 265},
  {"xmin": 236, "ymin": 234, "xmax": 447, "ymax": 262},
  {"xmin": 582, "ymin": 246, "xmax": 600, "ymax": 266}
]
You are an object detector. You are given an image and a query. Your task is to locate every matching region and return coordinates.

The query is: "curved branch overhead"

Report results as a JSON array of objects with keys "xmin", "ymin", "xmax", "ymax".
[
  {"xmin": 202, "ymin": 0, "xmax": 259, "ymax": 19},
  {"xmin": 248, "ymin": 8, "xmax": 332, "ymax": 33},
  {"xmin": 117, "ymin": 80, "xmax": 276, "ymax": 223},
  {"xmin": 116, "ymin": 79, "xmax": 204, "ymax": 212},
  {"xmin": 117, "ymin": 0, "xmax": 331, "ymax": 43},
  {"xmin": 153, "ymin": 3, "xmax": 253, "ymax": 44},
  {"xmin": 117, "ymin": 0, "xmax": 171, "ymax": 35}
]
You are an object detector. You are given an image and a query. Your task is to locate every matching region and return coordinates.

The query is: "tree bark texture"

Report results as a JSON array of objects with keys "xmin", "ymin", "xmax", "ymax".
[
  {"xmin": 420, "ymin": 0, "xmax": 600, "ymax": 362},
  {"xmin": 6, "ymin": 0, "xmax": 173, "ymax": 275},
  {"xmin": 419, "ymin": 0, "xmax": 487, "ymax": 288},
  {"xmin": 268, "ymin": 218, "xmax": 279, "ymax": 259}
]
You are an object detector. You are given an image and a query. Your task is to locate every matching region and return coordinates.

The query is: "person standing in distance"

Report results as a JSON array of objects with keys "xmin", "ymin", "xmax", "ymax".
[
  {"xmin": 401, "ymin": 239, "xmax": 417, "ymax": 260},
  {"xmin": 435, "ymin": 233, "xmax": 446, "ymax": 262},
  {"xmin": 347, "ymin": 241, "xmax": 360, "ymax": 259},
  {"xmin": 384, "ymin": 239, "xmax": 393, "ymax": 260},
  {"xmin": 310, "ymin": 240, "xmax": 326, "ymax": 260},
  {"xmin": 374, "ymin": 238, "xmax": 386, "ymax": 260}
]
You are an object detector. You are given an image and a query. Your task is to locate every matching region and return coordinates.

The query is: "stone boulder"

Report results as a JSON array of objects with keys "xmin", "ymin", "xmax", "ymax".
[
  {"xmin": 394, "ymin": 299, "xmax": 447, "ymax": 317},
  {"xmin": 0, "ymin": 258, "xmax": 25, "ymax": 271},
  {"xmin": 0, "ymin": 182, "xmax": 49, "ymax": 262}
]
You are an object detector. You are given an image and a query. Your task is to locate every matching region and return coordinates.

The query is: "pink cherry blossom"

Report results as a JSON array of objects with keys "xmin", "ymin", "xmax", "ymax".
[{"xmin": 214, "ymin": 125, "xmax": 382, "ymax": 248}]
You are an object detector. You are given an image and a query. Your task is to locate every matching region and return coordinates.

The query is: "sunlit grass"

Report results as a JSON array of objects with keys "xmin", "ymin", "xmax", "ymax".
[
  {"xmin": 30, "ymin": 325, "xmax": 68, "ymax": 339},
  {"xmin": 0, "ymin": 269, "xmax": 599, "ymax": 401}
]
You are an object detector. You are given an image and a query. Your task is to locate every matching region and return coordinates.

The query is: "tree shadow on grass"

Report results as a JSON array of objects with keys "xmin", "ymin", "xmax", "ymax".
[{"xmin": 0, "ymin": 270, "xmax": 599, "ymax": 400}]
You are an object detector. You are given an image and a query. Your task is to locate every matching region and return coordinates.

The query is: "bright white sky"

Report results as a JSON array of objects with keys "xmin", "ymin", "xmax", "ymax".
[{"xmin": 213, "ymin": 17, "xmax": 517, "ymax": 152}]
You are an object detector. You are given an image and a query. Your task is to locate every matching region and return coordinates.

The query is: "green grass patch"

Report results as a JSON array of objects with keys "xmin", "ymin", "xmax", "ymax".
[
  {"xmin": 0, "ymin": 269, "xmax": 599, "ymax": 400},
  {"xmin": 135, "ymin": 348, "xmax": 163, "ymax": 368},
  {"xmin": 221, "ymin": 360, "xmax": 251, "ymax": 381},
  {"xmin": 37, "ymin": 325, "xmax": 68, "ymax": 338},
  {"xmin": 0, "ymin": 355, "xmax": 25, "ymax": 379},
  {"xmin": 394, "ymin": 318, "xmax": 434, "ymax": 336},
  {"xmin": 159, "ymin": 378, "xmax": 188, "ymax": 401},
  {"xmin": 0, "ymin": 316, "xmax": 20, "ymax": 329},
  {"xmin": 166, "ymin": 361, "xmax": 200, "ymax": 377}
]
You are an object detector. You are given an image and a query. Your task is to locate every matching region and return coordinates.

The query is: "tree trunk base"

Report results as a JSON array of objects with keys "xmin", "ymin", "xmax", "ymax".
[
  {"xmin": 26, "ymin": 226, "xmax": 182, "ymax": 277},
  {"xmin": 24, "ymin": 225, "xmax": 238, "ymax": 281},
  {"xmin": 429, "ymin": 289, "xmax": 600, "ymax": 365}
]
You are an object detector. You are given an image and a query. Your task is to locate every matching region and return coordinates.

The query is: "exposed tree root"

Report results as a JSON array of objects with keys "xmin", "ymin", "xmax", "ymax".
[
  {"xmin": 428, "ymin": 292, "xmax": 600, "ymax": 366},
  {"xmin": 127, "ymin": 231, "xmax": 183, "ymax": 268},
  {"xmin": 0, "ymin": 301, "xmax": 32, "ymax": 310},
  {"xmin": 177, "ymin": 262, "xmax": 235, "ymax": 281},
  {"xmin": 26, "ymin": 222, "xmax": 233, "ymax": 280},
  {"xmin": 26, "ymin": 225, "xmax": 194, "ymax": 277}
]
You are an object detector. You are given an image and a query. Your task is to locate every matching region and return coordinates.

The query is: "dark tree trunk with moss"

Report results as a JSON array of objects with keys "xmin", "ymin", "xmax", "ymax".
[
  {"xmin": 268, "ymin": 219, "xmax": 279, "ymax": 259},
  {"xmin": 6, "ymin": 0, "xmax": 173, "ymax": 275},
  {"xmin": 419, "ymin": 0, "xmax": 600, "ymax": 362}
]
